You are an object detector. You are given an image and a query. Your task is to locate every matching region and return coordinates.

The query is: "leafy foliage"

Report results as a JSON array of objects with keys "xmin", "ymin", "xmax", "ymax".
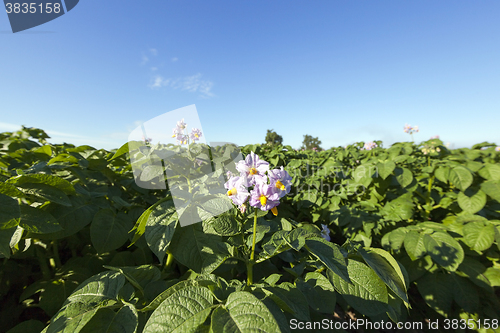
[{"xmin": 0, "ymin": 127, "xmax": 499, "ymax": 332}]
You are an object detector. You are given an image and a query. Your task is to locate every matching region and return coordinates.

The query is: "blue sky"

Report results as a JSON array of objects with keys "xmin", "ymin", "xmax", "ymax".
[{"xmin": 1, "ymin": 0, "xmax": 499, "ymax": 150}]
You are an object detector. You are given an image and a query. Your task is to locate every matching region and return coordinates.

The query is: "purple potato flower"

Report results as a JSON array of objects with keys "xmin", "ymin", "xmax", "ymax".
[
  {"xmin": 236, "ymin": 151, "xmax": 269, "ymax": 185},
  {"xmin": 190, "ymin": 128, "xmax": 203, "ymax": 142},
  {"xmin": 249, "ymin": 182, "xmax": 280, "ymax": 215},
  {"xmin": 224, "ymin": 176, "xmax": 249, "ymax": 206},
  {"xmin": 362, "ymin": 141, "xmax": 377, "ymax": 150},
  {"xmin": 321, "ymin": 224, "xmax": 331, "ymax": 242},
  {"xmin": 268, "ymin": 166, "xmax": 292, "ymax": 198},
  {"xmin": 496, "ymin": 146, "xmax": 500, "ymax": 152}
]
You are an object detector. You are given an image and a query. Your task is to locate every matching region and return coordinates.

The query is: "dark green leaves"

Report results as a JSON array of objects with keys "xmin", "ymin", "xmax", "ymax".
[
  {"xmin": 169, "ymin": 223, "xmax": 229, "ymax": 274},
  {"xmin": 143, "ymin": 286, "xmax": 213, "ymax": 333},
  {"xmin": 46, "ymin": 272, "xmax": 125, "ymax": 333},
  {"xmin": 449, "ymin": 166, "xmax": 473, "ymax": 191},
  {"xmin": 463, "ymin": 221, "xmax": 496, "ymax": 252},
  {"xmin": 0, "ymin": 193, "xmax": 20, "ymax": 229},
  {"xmin": 305, "ymin": 238, "xmax": 349, "ymax": 282},
  {"xmin": 327, "ymin": 259, "xmax": 388, "ymax": 317},
  {"xmin": 210, "ymin": 292, "xmax": 281, "ymax": 333},
  {"xmin": 144, "ymin": 200, "xmax": 178, "ymax": 263},
  {"xmin": 90, "ymin": 210, "xmax": 131, "ymax": 254}
]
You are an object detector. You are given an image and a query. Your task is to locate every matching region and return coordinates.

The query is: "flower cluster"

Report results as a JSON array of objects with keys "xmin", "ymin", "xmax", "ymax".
[
  {"xmin": 224, "ymin": 152, "xmax": 292, "ymax": 216},
  {"xmin": 361, "ymin": 141, "xmax": 377, "ymax": 150},
  {"xmin": 404, "ymin": 124, "xmax": 419, "ymax": 134},
  {"xmin": 430, "ymin": 135, "xmax": 440, "ymax": 139},
  {"xmin": 421, "ymin": 146, "xmax": 441, "ymax": 155},
  {"xmin": 142, "ymin": 135, "xmax": 152, "ymax": 144},
  {"xmin": 496, "ymin": 146, "xmax": 500, "ymax": 152},
  {"xmin": 171, "ymin": 118, "xmax": 203, "ymax": 145}
]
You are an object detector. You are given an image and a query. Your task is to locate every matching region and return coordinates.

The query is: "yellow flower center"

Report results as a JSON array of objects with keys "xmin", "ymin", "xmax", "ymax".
[
  {"xmin": 259, "ymin": 195, "xmax": 267, "ymax": 206},
  {"xmin": 271, "ymin": 207, "xmax": 278, "ymax": 216},
  {"xmin": 249, "ymin": 167, "xmax": 258, "ymax": 175},
  {"xmin": 275, "ymin": 180, "xmax": 285, "ymax": 191},
  {"xmin": 195, "ymin": 133, "xmax": 199, "ymax": 138},
  {"xmin": 227, "ymin": 187, "xmax": 237, "ymax": 196},
  {"xmin": 172, "ymin": 134, "xmax": 176, "ymax": 138}
]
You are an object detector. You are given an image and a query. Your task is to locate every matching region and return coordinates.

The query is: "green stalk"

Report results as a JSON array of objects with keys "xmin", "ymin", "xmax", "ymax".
[
  {"xmin": 247, "ymin": 212, "xmax": 258, "ymax": 286},
  {"xmin": 424, "ymin": 175, "xmax": 435, "ymax": 218},
  {"xmin": 52, "ymin": 241, "xmax": 62, "ymax": 268},
  {"xmin": 35, "ymin": 246, "xmax": 51, "ymax": 280}
]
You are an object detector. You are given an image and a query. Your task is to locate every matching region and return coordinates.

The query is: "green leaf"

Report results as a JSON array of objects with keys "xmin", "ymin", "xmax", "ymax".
[
  {"xmin": 263, "ymin": 282, "xmax": 310, "ymax": 321},
  {"xmin": 434, "ymin": 166, "xmax": 450, "ymax": 183},
  {"xmin": 296, "ymin": 272, "xmax": 336, "ymax": 314},
  {"xmin": 109, "ymin": 141, "xmax": 142, "ymax": 161},
  {"xmin": 478, "ymin": 163, "xmax": 500, "ymax": 181},
  {"xmin": 481, "ymin": 180, "xmax": 500, "ymax": 202},
  {"xmin": 7, "ymin": 174, "xmax": 76, "ymax": 195},
  {"xmin": 449, "ymin": 166, "xmax": 473, "ymax": 191},
  {"xmin": 0, "ymin": 192, "xmax": 20, "ymax": 229},
  {"xmin": 90, "ymin": 210, "xmax": 131, "ymax": 254},
  {"xmin": 416, "ymin": 273, "xmax": 453, "ymax": 317},
  {"xmin": 210, "ymin": 291, "xmax": 281, "ymax": 333},
  {"xmin": 80, "ymin": 304, "xmax": 138, "ymax": 333},
  {"xmin": 284, "ymin": 228, "xmax": 315, "ymax": 251},
  {"xmin": 483, "ymin": 267, "xmax": 500, "ymax": 287},
  {"xmin": 376, "ymin": 161, "xmax": 396, "ymax": 180},
  {"xmin": 144, "ymin": 200, "xmax": 178, "ymax": 263},
  {"xmin": 457, "ymin": 257, "xmax": 492, "ymax": 291},
  {"xmin": 0, "ymin": 182, "xmax": 25, "ymax": 198},
  {"xmin": 139, "ymin": 280, "xmax": 198, "ymax": 312},
  {"xmin": 404, "ymin": 231, "xmax": 427, "ymax": 260},
  {"xmin": 170, "ymin": 223, "xmax": 229, "ymax": 274},
  {"xmin": 450, "ymin": 274, "xmax": 480, "ymax": 313},
  {"xmin": 423, "ymin": 232, "xmax": 464, "ymax": 271},
  {"xmin": 104, "ymin": 265, "xmax": 160, "ymax": 297},
  {"xmin": 463, "ymin": 221, "xmax": 496, "ymax": 252},
  {"xmin": 358, "ymin": 248, "xmax": 408, "ymax": 303},
  {"xmin": 395, "ymin": 167, "xmax": 413, "ymax": 188},
  {"xmin": 457, "ymin": 189, "xmax": 487, "ymax": 214},
  {"xmin": 210, "ymin": 212, "xmax": 240, "ymax": 236},
  {"xmin": 305, "ymin": 237, "xmax": 349, "ymax": 283},
  {"xmin": 36, "ymin": 196, "xmax": 98, "ymax": 239},
  {"xmin": 20, "ymin": 205, "xmax": 62, "ymax": 233},
  {"xmin": 143, "ymin": 286, "xmax": 213, "ymax": 333},
  {"xmin": 18, "ymin": 183, "xmax": 72, "ymax": 207},
  {"xmin": 327, "ymin": 259, "xmax": 389, "ymax": 317},
  {"xmin": 6, "ymin": 320, "xmax": 45, "ymax": 333},
  {"xmin": 0, "ymin": 227, "xmax": 17, "ymax": 258},
  {"xmin": 47, "ymin": 272, "xmax": 125, "ymax": 333},
  {"xmin": 382, "ymin": 228, "xmax": 408, "ymax": 251}
]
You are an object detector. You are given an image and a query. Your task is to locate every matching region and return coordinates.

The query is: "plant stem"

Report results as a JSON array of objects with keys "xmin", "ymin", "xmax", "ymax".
[
  {"xmin": 35, "ymin": 246, "xmax": 51, "ymax": 280},
  {"xmin": 52, "ymin": 241, "xmax": 62, "ymax": 268},
  {"xmin": 247, "ymin": 212, "xmax": 258, "ymax": 286}
]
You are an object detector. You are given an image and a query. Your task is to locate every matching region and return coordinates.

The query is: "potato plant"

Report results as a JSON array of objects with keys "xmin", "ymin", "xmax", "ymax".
[{"xmin": 0, "ymin": 127, "xmax": 499, "ymax": 332}]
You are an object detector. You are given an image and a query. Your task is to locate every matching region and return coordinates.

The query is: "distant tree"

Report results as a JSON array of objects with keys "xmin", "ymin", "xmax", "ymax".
[
  {"xmin": 300, "ymin": 134, "xmax": 322, "ymax": 151},
  {"xmin": 265, "ymin": 129, "xmax": 283, "ymax": 146}
]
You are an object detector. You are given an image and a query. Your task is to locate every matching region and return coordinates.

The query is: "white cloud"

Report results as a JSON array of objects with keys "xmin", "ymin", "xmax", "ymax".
[
  {"xmin": 149, "ymin": 75, "xmax": 170, "ymax": 89},
  {"xmin": 150, "ymin": 48, "xmax": 158, "ymax": 56},
  {"xmin": 141, "ymin": 54, "xmax": 149, "ymax": 65},
  {"xmin": 0, "ymin": 122, "xmax": 21, "ymax": 132},
  {"xmin": 151, "ymin": 67, "xmax": 158, "ymax": 71},
  {"xmin": 149, "ymin": 73, "xmax": 215, "ymax": 98},
  {"xmin": 171, "ymin": 57, "xmax": 178, "ymax": 62}
]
